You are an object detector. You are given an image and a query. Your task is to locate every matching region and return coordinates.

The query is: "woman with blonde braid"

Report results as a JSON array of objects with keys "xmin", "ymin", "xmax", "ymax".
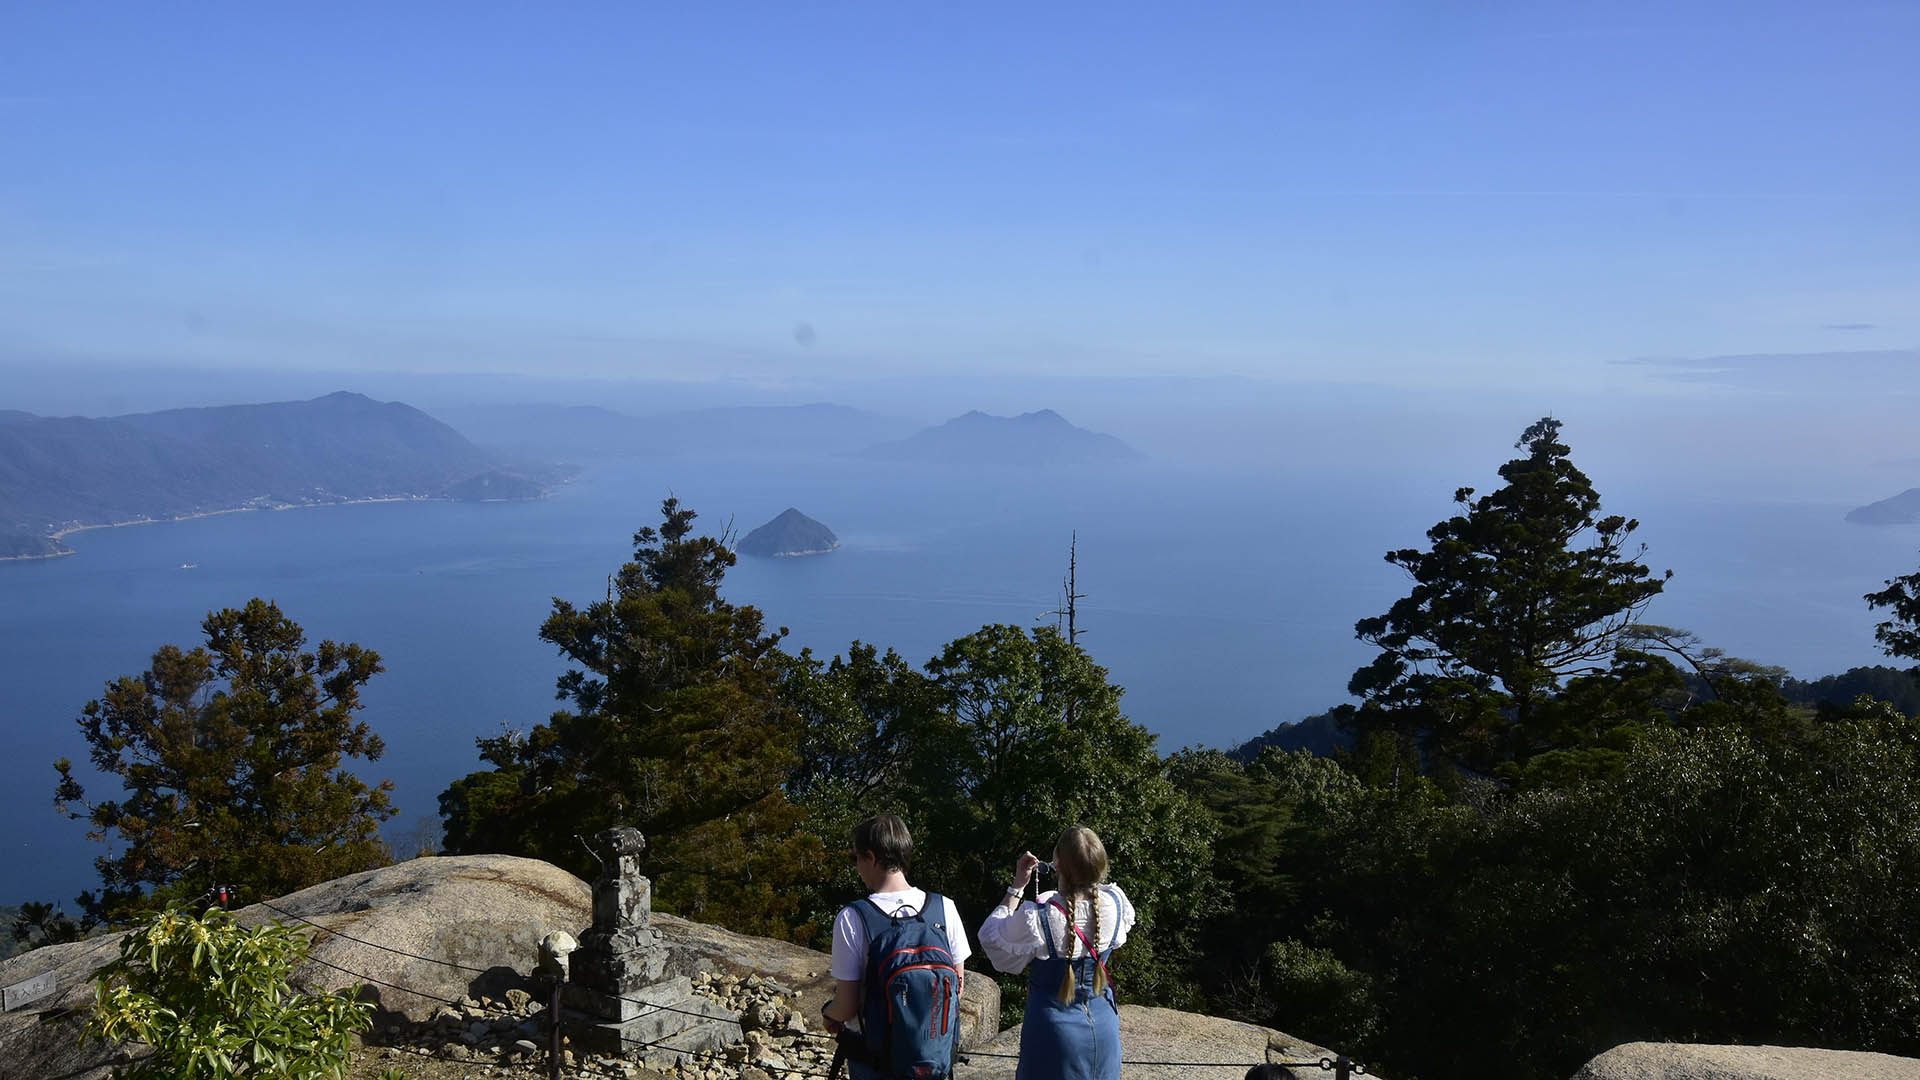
[{"xmin": 978, "ymin": 826, "xmax": 1135, "ymax": 1080}]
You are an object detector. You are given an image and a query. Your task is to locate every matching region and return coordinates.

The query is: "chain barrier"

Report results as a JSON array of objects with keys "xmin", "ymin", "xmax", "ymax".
[{"xmin": 258, "ymin": 898, "xmax": 495, "ymax": 973}]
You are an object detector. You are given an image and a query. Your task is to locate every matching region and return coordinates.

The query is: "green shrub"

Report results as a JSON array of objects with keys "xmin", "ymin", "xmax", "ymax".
[
  {"xmin": 86, "ymin": 905, "xmax": 372, "ymax": 1079},
  {"xmin": 1261, "ymin": 938, "xmax": 1379, "ymax": 1049}
]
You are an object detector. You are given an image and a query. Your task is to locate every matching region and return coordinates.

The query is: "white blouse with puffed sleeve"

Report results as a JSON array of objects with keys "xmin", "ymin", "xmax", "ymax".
[{"xmin": 977, "ymin": 883, "xmax": 1135, "ymax": 974}]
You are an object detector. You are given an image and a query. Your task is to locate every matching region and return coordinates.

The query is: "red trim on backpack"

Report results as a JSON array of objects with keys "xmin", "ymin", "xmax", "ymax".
[
  {"xmin": 886, "ymin": 945, "xmax": 953, "ymax": 965},
  {"xmin": 884, "ymin": 963, "xmax": 961, "ymax": 1023}
]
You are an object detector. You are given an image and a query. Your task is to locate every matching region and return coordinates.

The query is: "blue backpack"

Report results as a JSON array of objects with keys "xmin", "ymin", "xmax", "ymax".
[{"xmin": 851, "ymin": 893, "xmax": 961, "ymax": 1079}]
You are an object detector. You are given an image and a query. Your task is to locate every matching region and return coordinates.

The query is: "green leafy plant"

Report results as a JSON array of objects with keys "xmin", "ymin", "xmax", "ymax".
[{"xmin": 86, "ymin": 905, "xmax": 371, "ymax": 1079}]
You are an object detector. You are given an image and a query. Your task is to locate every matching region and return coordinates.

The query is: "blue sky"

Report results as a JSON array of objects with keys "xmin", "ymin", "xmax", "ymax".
[{"xmin": 1, "ymin": 2, "xmax": 1915, "ymax": 390}]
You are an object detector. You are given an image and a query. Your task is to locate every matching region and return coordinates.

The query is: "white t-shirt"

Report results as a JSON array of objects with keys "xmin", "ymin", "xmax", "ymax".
[{"xmin": 830, "ymin": 888, "xmax": 973, "ymax": 982}]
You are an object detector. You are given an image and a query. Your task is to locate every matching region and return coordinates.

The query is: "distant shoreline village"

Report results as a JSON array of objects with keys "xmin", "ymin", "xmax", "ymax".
[{"xmin": 0, "ymin": 496, "xmax": 463, "ymax": 563}]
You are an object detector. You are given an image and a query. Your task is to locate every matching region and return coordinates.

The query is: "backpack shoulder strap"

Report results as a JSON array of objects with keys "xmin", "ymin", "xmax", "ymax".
[
  {"xmin": 920, "ymin": 891, "xmax": 950, "ymax": 943},
  {"xmin": 853, "ymin": 897, "xmax": 895, "ymax": 942}
]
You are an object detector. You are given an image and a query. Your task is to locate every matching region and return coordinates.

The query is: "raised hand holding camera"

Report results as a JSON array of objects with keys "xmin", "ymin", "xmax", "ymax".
[{"xmin": 1003, "ymin": 850, "xmax": 1044, "ymax": 910}]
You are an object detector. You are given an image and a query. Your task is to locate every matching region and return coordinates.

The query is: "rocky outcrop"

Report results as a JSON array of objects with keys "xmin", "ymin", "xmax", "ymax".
[
  {"xmin": 0, "ymin": 932, "xmax": 134, "ymax": 1080},
  {"xmin": 0, "ymin": 855, "xmax": 1002, "ymax": 1080},
  {"xmin": 0, "ymin": 854, "xmax": 588, "ymax": 1080},
  {"xmin": 267, "ymin": 853, "xmax": 591, "ymax": 1021},
  {"xmin": 4, "ymin": 852, "xmax": 1365, "ymax": 1080},
  {"xmin": 954, "ymin": 1003, "xmax": 1356, "ymax": 1080},
  {"xmin": 1573, "ymin": 1043, "xmax": 1920, "ymax": 1080}
]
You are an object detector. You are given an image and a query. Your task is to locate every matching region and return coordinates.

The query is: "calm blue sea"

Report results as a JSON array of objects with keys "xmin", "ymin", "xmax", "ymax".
[{"xmin": 3, "ymin": 457, "xmax": 1915, "ymax": 904}]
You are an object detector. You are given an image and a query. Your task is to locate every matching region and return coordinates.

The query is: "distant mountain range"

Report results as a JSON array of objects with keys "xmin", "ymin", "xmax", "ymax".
[
  {"xmin": 429, "ymin": 402, "xmax": 918, "ymax": 461},
  {"xmin": 0, "ymin": 392, "xmax": 563, "ymax": 560},
  {"xmin": 859, "ymin": 409, "xmax": 1139, "ymax": 466},
  {"xmin": 1847, "ymin": 487, "xmax": 1920, "ymax": 526},
  {"xmin": 429, "ymin": 401, "xmax": 1140, "ymax": 468},
  {"xmin": 0, "ymin": 394, "xmax": 1141, "ymax": 559}
]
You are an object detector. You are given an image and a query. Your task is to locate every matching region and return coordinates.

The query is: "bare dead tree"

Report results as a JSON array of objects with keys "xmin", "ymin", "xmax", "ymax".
[{"xmin": 1044, "ymin": 531, "xmax": 1088, "ymax": 646}]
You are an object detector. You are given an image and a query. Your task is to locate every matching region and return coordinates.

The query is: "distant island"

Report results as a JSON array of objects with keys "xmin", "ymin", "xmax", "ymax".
[
  {"xmin": 0, "ymin": 391, "xmax": 567, "ymax": 560},
  {"xmin": 738, "ymin": 508, "xmax": 839, "ymax": 558},
  {"xmin": 858, "ymin": 409, "xmax": 1139, "ymax": 466},
  {"xmin": 1846, "ymin": 487, "xmax": 1920, "ymax": 525}
]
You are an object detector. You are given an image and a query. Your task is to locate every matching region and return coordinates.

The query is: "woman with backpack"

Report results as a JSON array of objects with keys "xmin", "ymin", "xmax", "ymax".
[{"xmin": 978, "ymin": 825, "xmax": 1136, "ymax": 1080}]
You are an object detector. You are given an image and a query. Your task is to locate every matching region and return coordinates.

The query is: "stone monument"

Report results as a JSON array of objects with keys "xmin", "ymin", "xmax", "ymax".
[{"xmin": 565, "ymin": 827, "xmax": 742, "ymax": 1064}]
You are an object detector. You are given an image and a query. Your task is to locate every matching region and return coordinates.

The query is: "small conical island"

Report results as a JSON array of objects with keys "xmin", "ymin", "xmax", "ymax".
[{"xmin": 739, "ymin": 508, "xmax": 839, "ymax": 558}]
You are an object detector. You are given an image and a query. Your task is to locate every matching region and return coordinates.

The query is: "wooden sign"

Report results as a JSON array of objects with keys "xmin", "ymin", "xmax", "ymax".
[{"xmin": 2, "ymin": 970, "xmax": 56, "ymax": 1011}]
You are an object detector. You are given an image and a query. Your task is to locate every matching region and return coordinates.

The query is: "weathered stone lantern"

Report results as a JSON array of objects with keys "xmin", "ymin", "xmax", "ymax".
[{"xmin": 564, "ymin": 827, "xmax": 741, "ymax": 1063}]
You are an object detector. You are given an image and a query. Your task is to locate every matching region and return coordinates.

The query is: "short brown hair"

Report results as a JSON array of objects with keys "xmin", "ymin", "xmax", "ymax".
[{"xmin": 852, "ymin": 814, "xmax": 912, "ymax": 873}]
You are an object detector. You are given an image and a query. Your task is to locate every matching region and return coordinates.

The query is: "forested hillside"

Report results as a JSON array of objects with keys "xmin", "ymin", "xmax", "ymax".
[{"xmin": 0, "ymin": 391, "xmax": 559, "ymax": 558}]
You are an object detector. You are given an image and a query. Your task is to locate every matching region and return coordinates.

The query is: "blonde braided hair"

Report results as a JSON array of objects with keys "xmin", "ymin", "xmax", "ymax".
[{"xmin": 1051, "ymin": 826, "xmax": 1110, "ymax": 1004}]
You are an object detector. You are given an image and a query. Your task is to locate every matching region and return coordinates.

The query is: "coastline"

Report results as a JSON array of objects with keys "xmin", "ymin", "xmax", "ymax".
[
  {"xmin": 0, "ymin": 547, "xmax": 77, "ymax": 563},
  {"xmin": 0, "ymin": 494, "xmax": 523, "ymax": 564},
  {"xmin": 767, "ymin": 541, "xmax": 842, "ymax": 558}
]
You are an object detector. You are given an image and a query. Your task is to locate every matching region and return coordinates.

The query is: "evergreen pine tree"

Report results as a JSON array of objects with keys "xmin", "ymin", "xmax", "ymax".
[
  {"xmin": 1348, "ymin": 418, "xmax": 1669, "ymax": 773},
  {"xmin": 54, "ymin": 599, "xmax": 393, "ymax": 920},
  {"xmin": 440, "ymin": 497, "xmax": 820, "ymax": 937}
]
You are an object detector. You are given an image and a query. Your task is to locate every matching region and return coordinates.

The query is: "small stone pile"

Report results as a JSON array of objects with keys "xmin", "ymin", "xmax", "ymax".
[
  {"xmin": 366, "ymin": 972, "xmax": 836, "ymax": 1079},
  {"xmin": 666, "ymin": 970, "xmax": 835, "ymax": 1080},
  {"xmin": 377, "ymin": 988, "xmax": 552, "ymax": 1067}
]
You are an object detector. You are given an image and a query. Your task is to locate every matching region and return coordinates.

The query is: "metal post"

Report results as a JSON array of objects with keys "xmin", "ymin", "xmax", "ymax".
[
  {"xmin": 548, "ymin": 976, "xmax": 563, "ymax": 1080},
  {"xmin": 1334, "ymin": 1055, "xmax": 1352, "ymax": 1080}
]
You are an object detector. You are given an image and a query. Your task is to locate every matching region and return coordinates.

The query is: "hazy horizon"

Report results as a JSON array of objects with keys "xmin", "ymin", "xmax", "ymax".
[
  {"xmin": 6, "ymin": 354, "xmax": 1918, "ymax": 508},
  {"xmin": 5, "ymin": 2, "xmax": 1918, "ymax": 396}
]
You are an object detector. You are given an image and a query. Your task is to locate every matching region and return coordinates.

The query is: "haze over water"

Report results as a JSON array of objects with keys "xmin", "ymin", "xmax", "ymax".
[{"xmin": 5, "ymin": 437, "xmax": 1915, "ymax": 905}]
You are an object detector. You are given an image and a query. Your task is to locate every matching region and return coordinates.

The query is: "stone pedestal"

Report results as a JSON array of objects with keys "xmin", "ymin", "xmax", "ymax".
[{"xmin": 564, "ymin": 827, "xmax": 742, "ymax": 1065}]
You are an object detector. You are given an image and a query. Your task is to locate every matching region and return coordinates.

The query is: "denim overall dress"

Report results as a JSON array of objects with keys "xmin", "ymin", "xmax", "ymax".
[{"xmin": 1015, "ymin": 893, "xmax": 1119, "ymax": 1080}]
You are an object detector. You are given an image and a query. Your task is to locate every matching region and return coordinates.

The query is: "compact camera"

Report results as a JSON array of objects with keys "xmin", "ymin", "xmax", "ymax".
[{"xmin": 1033, "ymin": 860, "xmax": 1055, "ymax": 877}]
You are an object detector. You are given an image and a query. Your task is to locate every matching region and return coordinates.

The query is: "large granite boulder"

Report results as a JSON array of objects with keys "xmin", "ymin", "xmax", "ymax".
[
  {"xmin": 0, "ymin": 931, "xmax": 137, "ymax": 1080},
  {"xmin": 0, "ymin": 854, "xmax": 590, "ymax": 1080},
  {"xmin": 954, "ymin": 1003, "xmax": 1359, "ymax": 1080},
  {"xmin": 653, "ymin": 909, "xmax": 1001, "ymax": 1052},
  {"xmin": 1573, "ymin": 1043, "xmax": 1920, "ymax": 1080},
  {"xmin": 252, "ymin": 853, "xmax": 591, "ymax": 1021}
]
